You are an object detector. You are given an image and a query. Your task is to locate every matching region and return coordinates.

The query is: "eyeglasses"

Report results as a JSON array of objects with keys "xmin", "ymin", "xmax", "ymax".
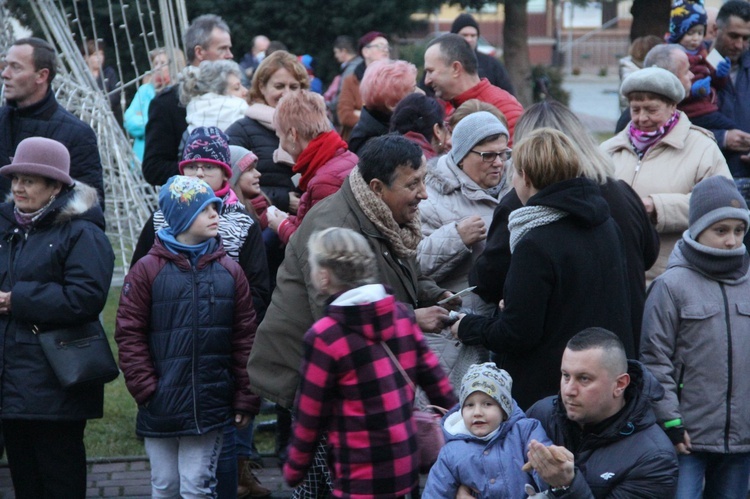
[
  {"xmin": 469, "ymin": 149, "xmax": 512, "ymax": 163},
  {"xmin": 182, "ymin": 163, "xmax": 221, "ymax": 173},
  {"xmin": 366, "ymin": 43, "xmax": 390, "ymax": 52}
]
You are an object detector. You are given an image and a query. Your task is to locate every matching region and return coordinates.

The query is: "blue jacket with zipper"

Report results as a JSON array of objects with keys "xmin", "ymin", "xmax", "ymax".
[{"xmin": 116, "ymin": 236, "xmax": 259, "ymax": 437}]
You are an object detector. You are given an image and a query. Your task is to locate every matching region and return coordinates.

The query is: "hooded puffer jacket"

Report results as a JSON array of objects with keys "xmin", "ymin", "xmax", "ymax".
[
  {"xmin": 0, "ymin": 182, "xmax": 114, "ymax": 420},
  {"xmin": 116, "ymin": 237, "xmax": 259, "ymax": 437},
  {"xmin": 527, "ymin": 361, "xmax": 679, "ymax": 498},
  {"xmin": 423, "ymin": 402, "xmax": 550, "ymax": 498}
]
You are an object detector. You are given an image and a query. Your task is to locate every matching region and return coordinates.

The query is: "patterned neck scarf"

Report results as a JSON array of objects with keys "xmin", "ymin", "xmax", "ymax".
[
  {"xmin": 627, "ymin": 110, "xmax": 680, "ymax": 157},
  {"xmin": 348, "ymin": 167, "xmax": 422, "ymax": 258}
]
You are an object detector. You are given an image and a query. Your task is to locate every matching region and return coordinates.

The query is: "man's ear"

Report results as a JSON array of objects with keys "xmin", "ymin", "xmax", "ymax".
[
  {"xmin": 369, "ymin": 178, "xmax": 385, "ymax": 198},
  {"xmin": 37, "ymin": 68, "xmax": 50, "ymax": 86},
  {"xmin": 451, "ymin": 60, "xmax": 463, "ymax": 77},
  {"xmin": 614, "ymin": 372, "xmax": 630, "ymax": 398}
]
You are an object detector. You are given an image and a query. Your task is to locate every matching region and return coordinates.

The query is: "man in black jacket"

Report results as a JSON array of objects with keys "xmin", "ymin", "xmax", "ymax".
[
  {"xmin": 141, "ymin": 14, "xmax": 233, "ymax": 187},
  {"xmin": 525, "ymin": 328, "xmax": 678, "ymax": 498},
  {"xmin": 450, "ymin": 13, "xmax": 515, "ymax": 95},
  {"xmin": 0, "ymin": 37, "xmax": 104, "ymax": 205}
]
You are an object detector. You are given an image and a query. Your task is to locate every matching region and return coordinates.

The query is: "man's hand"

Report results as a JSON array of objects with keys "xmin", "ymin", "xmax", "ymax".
[
  {"xmin": 524, "ymin": 439, "xmax": 575, "ymax": 488},
  {"xmin": 438, "ymin": 290, "xmax": 462, "ymax": 311},
  {"xmin": 450, "ymin": 314, "xmax": 466, "ymax": 339},
  {"xmin": 675, "ymin": 430, "xmax": 692, "ymax": 455},
  {"xmin": 415, "ymin": 305, "xmax": 450, "ymax": 333},
  {"xmin": 456, "ymin": 215, "xmax": 487, "ymax": 246},
  {"xmin": 724, "ymin": 129, "xmax": 750, "ymax": 152},
  {"xmin": 0, "ymin": 291, "xmax": 11, "ymax": 314}
]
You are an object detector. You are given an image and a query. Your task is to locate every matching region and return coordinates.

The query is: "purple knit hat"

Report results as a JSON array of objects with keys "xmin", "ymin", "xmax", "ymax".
[
  {"xmin": 179, "ymin": 126, "xmax": 233, "ymax": 178},
  {"xmin": 0, "ymin": 137, "xmax": 74, "ymax": 186}
]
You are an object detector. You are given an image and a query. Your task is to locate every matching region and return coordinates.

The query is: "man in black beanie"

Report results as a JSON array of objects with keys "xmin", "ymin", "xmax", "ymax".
[{"xmin": 451, "ymin": 13, "xmax": 515, "ymax": 95}]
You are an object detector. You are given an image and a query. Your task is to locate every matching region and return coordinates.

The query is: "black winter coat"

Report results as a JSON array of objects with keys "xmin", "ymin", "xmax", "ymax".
[
  {"xmin": 527, "ymin": 361, "xmax": 678, "ymax": 498},
  {"xmin": 347, "ymin": 107, "xmax": 390, "ymax": 154},
  {"xmin": 0, "ymin": 90, "xmax": 105, "ymax": 205},
  {"xmin": 470, "ymin": 178, "xmax": 659, "ymax": 349},
  {"xmin": 458, "ymin": 178, "xmax": 634, "ymax": 410},
  {"xmin": 226, "ymin": 117, "xmax": 296, "ymax": 212},
  {"xmin": 141, "ymin": 85, "xmax": 185, "ymax": 186},
  {"xmin": 476, "ymin": 51, "xmax": 515, "ymax": 96},
  {"xmin": 0, "ymin": 183, "xmax": 114, "ymax": 420}
]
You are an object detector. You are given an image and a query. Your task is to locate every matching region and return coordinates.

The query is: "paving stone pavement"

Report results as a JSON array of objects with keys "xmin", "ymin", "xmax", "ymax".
[{"xmin": 0, "ymin": 456, "xmax": 293, "ymax": 498}]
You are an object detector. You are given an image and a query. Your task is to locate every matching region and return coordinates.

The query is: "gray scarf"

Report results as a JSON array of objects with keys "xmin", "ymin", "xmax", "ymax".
[{"xmin": 508, "ymin": 205, "xmax": 568, "ymax": 253}]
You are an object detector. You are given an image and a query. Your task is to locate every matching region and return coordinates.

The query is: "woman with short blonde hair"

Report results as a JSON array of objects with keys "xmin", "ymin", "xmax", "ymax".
[{"xmin": 265, "ymin": 90, "xmax": 358, "ymax": 245}]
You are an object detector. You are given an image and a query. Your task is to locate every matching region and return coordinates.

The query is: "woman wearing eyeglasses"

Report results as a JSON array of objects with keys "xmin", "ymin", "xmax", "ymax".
[
  {"xmin": 450, "ymin": 128, "xmax": 635, "ymax": 411},
  {"xmin": 415, "ymin": 111, "xmax": 510, "ymax": 394}
]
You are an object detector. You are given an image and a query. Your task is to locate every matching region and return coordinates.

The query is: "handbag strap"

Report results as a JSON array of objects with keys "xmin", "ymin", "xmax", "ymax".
[
  {"xmin": 381, "ymin": 341, "xmax": 416, "ymax": 393},
  {"xmin": 381, "ymin": 341, "xmax": 448, "ymax": 415}
]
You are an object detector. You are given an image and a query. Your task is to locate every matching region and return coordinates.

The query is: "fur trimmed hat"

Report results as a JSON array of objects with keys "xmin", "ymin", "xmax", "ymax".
[
  {"xmin": 459, "ymin": 362, "xmax": 513, "ymax": 417},
  {"xmin": 179, "ymin": 126, "xmax": 233, "ymax": 178},
  {"xmin": 669, "ymin": 0, "xmax": 707, "ymax": 44},
  {"xmin": 689, "ymin": 176, "xmax": 750, "ymax": 238}
]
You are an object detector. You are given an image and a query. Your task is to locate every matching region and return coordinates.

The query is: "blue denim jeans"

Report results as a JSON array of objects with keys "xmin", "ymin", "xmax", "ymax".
[
  {"xmin": 145, "ymin": 429, "xmax": 223, "ymax": 499},
  {"xmin": 677, "ymin": 451, "xmax": 750, "ymax": 499},
  {"xmin": 216, "ymin": 425, "xmax": 237, "ymax": 499}
]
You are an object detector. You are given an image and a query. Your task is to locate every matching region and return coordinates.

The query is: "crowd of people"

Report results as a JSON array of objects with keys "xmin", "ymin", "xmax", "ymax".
[{"xmin": 2, "ymin": 1, "xmax": 750, "ymax": 498}]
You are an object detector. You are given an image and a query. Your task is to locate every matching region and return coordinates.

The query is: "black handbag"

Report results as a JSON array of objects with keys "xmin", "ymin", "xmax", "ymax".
[{"xmin": 34, "ymin": 321, "xmax": 120, "ymax": 389}]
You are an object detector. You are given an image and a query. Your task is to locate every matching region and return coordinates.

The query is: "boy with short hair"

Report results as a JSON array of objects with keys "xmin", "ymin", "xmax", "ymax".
[
  {"xmin": 423, "ymin": 363, "xmax": 552, "ymax": 498},
  {"xmin": 116, "ymin": 175, "xmax": 259, "ymax": 498},
  {"xmin": 641, "ymin": 175, "xmax": 750, "ymax": 498}
]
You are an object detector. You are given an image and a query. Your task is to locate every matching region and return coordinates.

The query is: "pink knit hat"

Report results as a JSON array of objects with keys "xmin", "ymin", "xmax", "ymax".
[{"xmin": 0, "ymin": 137, "xmax": 74, "ymax": 186}]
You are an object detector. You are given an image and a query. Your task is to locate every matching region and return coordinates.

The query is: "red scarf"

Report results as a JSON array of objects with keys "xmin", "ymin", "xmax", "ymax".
[{"xmin": 293, "ymin": 131, "xmax": 348, "ymax": 191}]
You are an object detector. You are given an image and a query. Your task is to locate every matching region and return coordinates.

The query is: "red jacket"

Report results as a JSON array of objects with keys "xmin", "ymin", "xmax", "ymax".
[
  {"xmin": 277, "ymin": 148, "xmax": 358, "ymax": 244},
  {"xmin": 452, "ymin": 78, "xmax": 523, "ymax": 146},
  {"xmin": 284, "ymin": 290, "xmax": 456, "ymax": 497}
]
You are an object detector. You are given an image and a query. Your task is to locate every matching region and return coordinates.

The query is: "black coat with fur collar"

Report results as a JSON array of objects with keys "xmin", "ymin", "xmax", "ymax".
[{"xmin": 0, "ymin": 182, "xmax": 114, "ymax": 420}]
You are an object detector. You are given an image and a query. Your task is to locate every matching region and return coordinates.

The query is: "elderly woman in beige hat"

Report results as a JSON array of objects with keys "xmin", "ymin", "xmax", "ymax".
[
  {"xmin": 601, "ymin": 66, "xmax": 732, "ymax": 280},
  {"xmin": 0, "ymin": 137, "xmax": 114, "ymax": 498}
]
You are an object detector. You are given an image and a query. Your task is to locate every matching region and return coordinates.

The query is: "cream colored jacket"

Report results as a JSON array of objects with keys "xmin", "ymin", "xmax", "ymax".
[{"xmin": 601, "ymin": 112, "xmax": 732, "ymax": 281}]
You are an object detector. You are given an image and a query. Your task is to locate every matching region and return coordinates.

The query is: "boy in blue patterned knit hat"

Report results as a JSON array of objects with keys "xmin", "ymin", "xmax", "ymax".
[
  {"xmin": 423, "ymin": 362, "xmax": 553, "ymax": 498},
  {"xmin": 116, "ymin": 175, "xmax": 259, "ymax": 497}
]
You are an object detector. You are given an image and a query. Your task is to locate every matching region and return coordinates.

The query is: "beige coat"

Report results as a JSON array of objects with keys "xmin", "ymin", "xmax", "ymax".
[{"xmin": 601, "ymin": 112, "xmax": 732, "ymax": 281}]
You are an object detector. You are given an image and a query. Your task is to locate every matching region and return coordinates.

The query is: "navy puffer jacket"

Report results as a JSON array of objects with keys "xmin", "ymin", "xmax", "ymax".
[
  {"xmin": 0, "ymin": 182, "xmax": 114, "ymax": 421},
  {"xmin": 116, "ymin": 237, "xmax": 258, "ymax": 437}
]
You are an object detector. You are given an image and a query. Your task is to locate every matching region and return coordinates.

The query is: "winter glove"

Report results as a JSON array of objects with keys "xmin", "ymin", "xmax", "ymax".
[
  {"xmin": 691, "ymin": 76, "xmax": 711, "ymax": 97},
  {"xmin": 716, "ymin": 57, "xmax": 731, "ymax": 78}
]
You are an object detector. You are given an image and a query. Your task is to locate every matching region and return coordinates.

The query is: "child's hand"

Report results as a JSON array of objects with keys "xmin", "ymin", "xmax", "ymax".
[
  {"xmin": 690, "ymin": 76, "xmax": 711, "ymax": 97},
  {"xmin": 234, "ymin": 413, "xmax": 251, "ymax": 429},
  {"xmin": 716, "ymin": 57, "xmax": 731, "ymax": 78}
]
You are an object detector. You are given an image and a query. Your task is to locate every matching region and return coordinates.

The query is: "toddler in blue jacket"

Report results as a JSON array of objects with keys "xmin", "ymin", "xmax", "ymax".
[{"xmin": 423, "ymin": 362, "xmax": 551, "ymax": 498}]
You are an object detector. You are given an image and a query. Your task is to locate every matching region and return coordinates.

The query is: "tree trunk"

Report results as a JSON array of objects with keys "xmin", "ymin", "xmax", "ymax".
[
  {"xmin": 629, "ymin": 0, "xmax": 670, "ymax": 42},
  {"xmin": 503, "ymin": 0, "xmax": 533, "ymax": 107},
  {"xmin": 601, "ymin": 0, "xmax": 618, "ymax": 28}
]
